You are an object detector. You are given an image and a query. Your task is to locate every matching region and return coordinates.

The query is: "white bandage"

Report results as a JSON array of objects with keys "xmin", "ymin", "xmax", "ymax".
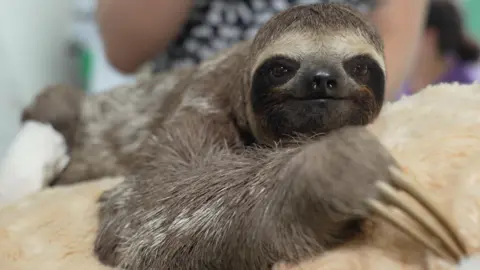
[{"xmin": 0, "ymin": 121, "xmax": 70, "ymax": 205}]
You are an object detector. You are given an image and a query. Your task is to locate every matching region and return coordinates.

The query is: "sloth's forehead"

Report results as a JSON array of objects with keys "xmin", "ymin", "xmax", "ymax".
[{"xmin": 252, "ymin": 30, "xmax": 385, "ymax": 74}]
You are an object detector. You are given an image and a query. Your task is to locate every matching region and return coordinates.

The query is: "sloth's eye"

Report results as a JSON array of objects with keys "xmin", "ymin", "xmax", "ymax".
[
  {"xmin": 352, "ymin": 64, "xmax": 369, "ymax": 78},
  {"xmin": 270, "ymin": 65, "xmax": 291, "ymax": 78},
  {"xmin": 260, "ymin": 56, "xmax": 299, "ymax": 86}
]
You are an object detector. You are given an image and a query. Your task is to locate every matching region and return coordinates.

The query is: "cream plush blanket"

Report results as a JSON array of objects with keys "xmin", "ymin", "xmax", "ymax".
[{"xmin": 1, "ymin": 83, "xmax": 480, "ymax": 270}]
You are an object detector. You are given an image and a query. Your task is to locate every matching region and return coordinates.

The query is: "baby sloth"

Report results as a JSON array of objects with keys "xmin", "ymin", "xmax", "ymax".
[{"xmin": 23, "ymin": 3, "xmax": 396, "ymax": 270}]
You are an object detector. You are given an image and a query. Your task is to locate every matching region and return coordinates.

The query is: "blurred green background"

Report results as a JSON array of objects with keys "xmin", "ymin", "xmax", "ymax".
[{"xmin": 463, "ymin": 0, "xmax": 480, "ymax": 41}]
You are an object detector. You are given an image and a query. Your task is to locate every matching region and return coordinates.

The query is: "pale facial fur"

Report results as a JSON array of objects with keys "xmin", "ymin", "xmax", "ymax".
[{"xmin": 252, "ymin": 30, "xmax": 386, "ymax": 77}]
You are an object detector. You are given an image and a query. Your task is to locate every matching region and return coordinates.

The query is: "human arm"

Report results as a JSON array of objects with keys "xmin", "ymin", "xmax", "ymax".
[
  {"xmin": 96, "ymin": 0, "xmax": 194, "ymax": 74},
  {"xmin": 369, "ymin": 0, "xmax": 429, "ymax": 101}
]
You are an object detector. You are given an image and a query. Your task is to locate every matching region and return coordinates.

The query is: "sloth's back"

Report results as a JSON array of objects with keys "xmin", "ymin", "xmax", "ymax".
[{"xmin": 56, "ymin": 41, "xmax": 251, "ymax": 185}]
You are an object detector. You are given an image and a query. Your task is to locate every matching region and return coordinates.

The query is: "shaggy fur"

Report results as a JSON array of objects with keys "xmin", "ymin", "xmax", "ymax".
[{"xmin": 22, "ymin": 4, "xmax": 396, "ymax": 269}]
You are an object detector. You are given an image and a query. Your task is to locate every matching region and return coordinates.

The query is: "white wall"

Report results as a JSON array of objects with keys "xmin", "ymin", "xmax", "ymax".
[{"xmin": 0, "ymin": 0, "xmax": 75, "ymax": 159}]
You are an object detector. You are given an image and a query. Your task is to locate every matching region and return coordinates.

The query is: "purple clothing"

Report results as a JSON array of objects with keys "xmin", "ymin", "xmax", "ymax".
[{"xmin": 398, "ymin": 59, "xmax": 480, "ymax": 99}]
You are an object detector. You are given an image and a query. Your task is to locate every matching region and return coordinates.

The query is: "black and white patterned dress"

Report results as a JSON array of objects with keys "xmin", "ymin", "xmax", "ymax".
[{"xmin": 153, "ymin": 0, "xmax": 378, "ymax": 72}]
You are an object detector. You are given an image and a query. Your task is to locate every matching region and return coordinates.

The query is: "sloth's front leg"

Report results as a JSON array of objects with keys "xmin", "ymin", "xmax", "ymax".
[
  {"xmin": 93, "ymin": 126, "xmax": 398, "ymax": 270},
  {"xmin": 272, "ymin": 126, "xmax": 399, "ymax": 245}
]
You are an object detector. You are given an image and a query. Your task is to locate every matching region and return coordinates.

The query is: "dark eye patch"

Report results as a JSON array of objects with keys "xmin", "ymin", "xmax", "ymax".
[
  {"xmin": 257, "ymin": 56, "xmax": 300, "ymax": 86},
  {"xmin": 343, "ymin": 54, "xmax": 386, "ymax": 102},
  {"xmin": 343, "ymin": 54, "xmax": 376, "ymax": 83}
]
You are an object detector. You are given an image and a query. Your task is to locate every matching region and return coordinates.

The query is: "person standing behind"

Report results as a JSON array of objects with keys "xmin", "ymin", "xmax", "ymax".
[
  {"xmin": 96, "ymin": 0, "xmax": 429, "ymax": 100},
  {"xmin": 399, "ymin": 0, "xmax": 480, "ymax": 99}
]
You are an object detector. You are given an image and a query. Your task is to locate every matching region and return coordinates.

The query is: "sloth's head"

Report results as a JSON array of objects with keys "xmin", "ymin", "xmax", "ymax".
[{"xmin": 246, "ymin": 4, "xmax": 386, "ymax": 144}]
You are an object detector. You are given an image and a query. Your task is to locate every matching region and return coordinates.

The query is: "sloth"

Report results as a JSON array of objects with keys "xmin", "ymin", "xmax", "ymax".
[{"xmin": 22, "ymin": 3, "xmax": 397, "ymax": 270}]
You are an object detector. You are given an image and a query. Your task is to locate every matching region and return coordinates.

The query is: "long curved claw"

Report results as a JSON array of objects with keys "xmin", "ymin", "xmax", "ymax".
[{"xmin": 365, "ymin": 166, "xmax": 468, "ymax": 263}]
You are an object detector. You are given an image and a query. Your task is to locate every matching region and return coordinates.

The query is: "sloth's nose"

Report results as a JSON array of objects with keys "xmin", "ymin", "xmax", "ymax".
[{"xmin": 312, "ymin": 70, "xmax": 338, "ymax": 94}]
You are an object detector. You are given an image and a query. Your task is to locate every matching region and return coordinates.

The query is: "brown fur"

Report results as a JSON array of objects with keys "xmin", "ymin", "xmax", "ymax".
[
  {"xmin": 22, "ymin": 4, "xmax": 397, "ymax": 269},
  {"xmin": 22, "ymin": 84, "xmax": 85, "ymax": 149}
]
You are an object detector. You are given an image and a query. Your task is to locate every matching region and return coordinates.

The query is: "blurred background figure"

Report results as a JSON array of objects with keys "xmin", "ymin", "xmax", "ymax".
[
  {"xmin": 399, "ymin": 0, "xmax": 480, "ymax": 99},
  {"xmin": 97, "ymin": 0, "xmax": 429, "ymax": 101},
  {"xmin": 97, "ymin": 0, "xmax": 381, "ymax": 74}
]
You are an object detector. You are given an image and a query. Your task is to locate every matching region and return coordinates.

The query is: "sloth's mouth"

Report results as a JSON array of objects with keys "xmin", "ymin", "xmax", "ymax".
[
  {"xmin": 292, "ymin": 96, "xmax": 349, "ymax": 101},
  {"xmin": 289, "ymin": 90, "xmax": 351, "ymax": 101}
]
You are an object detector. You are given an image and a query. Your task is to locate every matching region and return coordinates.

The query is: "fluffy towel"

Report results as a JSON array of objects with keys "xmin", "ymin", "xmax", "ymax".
[{"xmin": 0, "ymin": 82, "xmax": 479, "ymax": 270}]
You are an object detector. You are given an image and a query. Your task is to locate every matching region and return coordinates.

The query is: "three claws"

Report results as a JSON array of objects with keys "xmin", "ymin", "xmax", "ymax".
[{"xmin": 366, "ymin": 166, "xmax": 469, "ymax": 263}]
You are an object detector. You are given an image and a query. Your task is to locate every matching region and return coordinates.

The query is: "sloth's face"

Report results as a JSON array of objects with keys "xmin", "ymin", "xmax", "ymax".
[{"xmin": 250, "ymin": 47, "xmax": 385, "ymax": 142}]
